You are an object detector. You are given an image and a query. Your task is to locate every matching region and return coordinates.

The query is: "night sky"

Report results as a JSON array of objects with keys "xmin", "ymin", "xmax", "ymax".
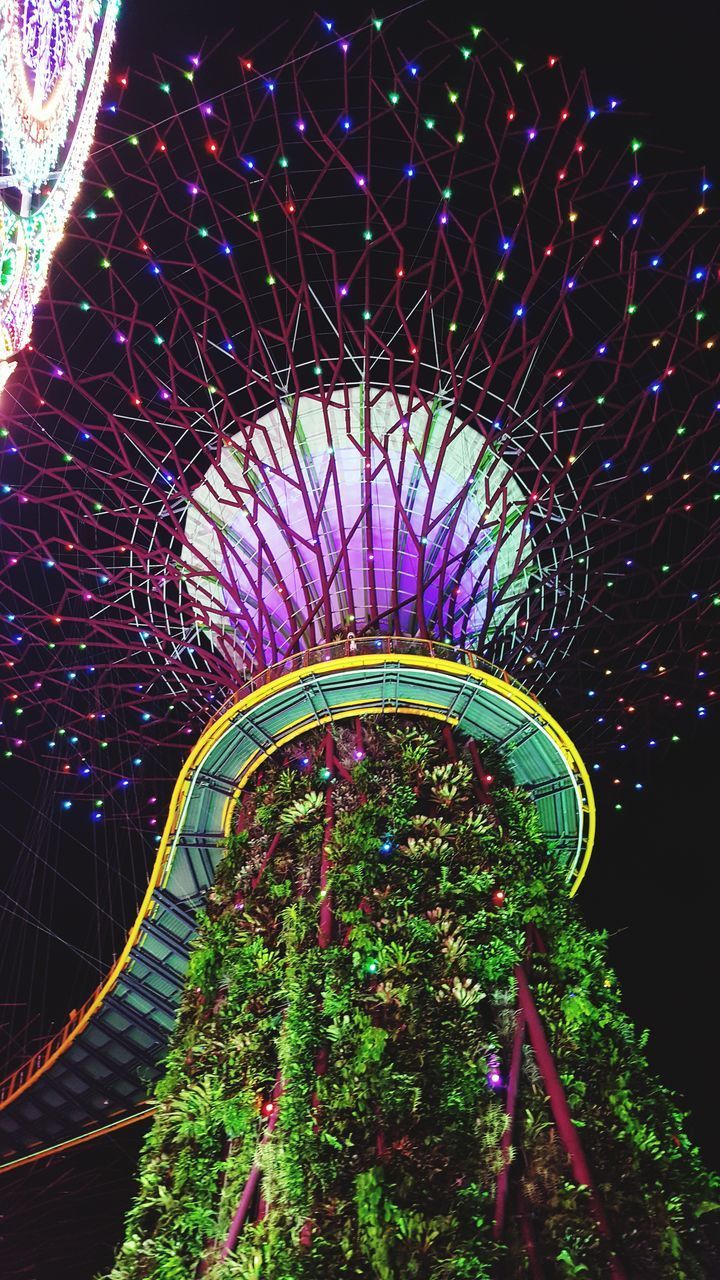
[{"xmin": 1, "ymin": 2, "xmax": 719, "ymax": 1276}]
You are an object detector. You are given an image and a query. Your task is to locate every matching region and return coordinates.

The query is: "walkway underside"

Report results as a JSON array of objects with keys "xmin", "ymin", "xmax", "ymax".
[{"xmin": 0, "ymin": 643, "xmax": 593, "ymax": 1169}]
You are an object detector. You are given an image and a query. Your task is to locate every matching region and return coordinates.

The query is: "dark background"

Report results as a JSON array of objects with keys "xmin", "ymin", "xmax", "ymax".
[{"xmin": 1, "ymin": 2, "xmax": 719, "ymax": 1276}]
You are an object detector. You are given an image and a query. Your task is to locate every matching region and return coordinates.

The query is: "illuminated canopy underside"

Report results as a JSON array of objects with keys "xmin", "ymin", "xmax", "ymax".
[{"xmin": 181, "ymin": 385, "xmax": 532, "ymax": 665}]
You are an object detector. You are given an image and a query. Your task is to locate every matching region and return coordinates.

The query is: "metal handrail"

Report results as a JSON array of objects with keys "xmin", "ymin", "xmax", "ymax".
[{"xmin": 203, "ymin": 636, "xmax": 535, "ymax": 734}]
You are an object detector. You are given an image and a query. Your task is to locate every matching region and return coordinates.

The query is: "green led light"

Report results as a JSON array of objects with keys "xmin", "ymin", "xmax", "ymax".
[
  {"xmin": 389, "ymin": 91, "xmax": 399, "ymax": 105},
  {"xmin": 160, "ymin": 82, "xmax": 171, "ymax": 94},
  {"xmin": 278, "ymin": 156, "xmax": 289, "ymax": 169},
  {"xmin": 128, "ymin": 135, "xmax": 139, "ymax": 146},
  {"xmin": 631, "ymin": 138, "xmax": 642, "ymax": 153},
  {"xmin": 79, "ymin": 301, "xmax": 91, "ymax": 311},
  {"xmin": 266, "ymin": 275, "xmax": 276, "ymax": 286},
  {"xmin": 442, "ymin": 187, "xmax": 452, "ymax": 199},
  {"xmin": 627, "ymin": 304, "xmax": 637, "ymax": 314},
  {"xmin": 198, "ymin": 226, "xmax": 208, "ymax": 237},
  {"xmin": 425, "ymin": 117, "xmax": 435, "ymax": 129},
  {"xmin": 100, "ymin": 258, "xmax": 110, "ymax": 269},
  {"xmin": 363, "ymin": 228, "xmax": 373, "ymax": 241}
]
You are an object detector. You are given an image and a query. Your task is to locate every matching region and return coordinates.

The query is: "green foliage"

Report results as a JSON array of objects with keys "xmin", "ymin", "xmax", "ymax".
[
  {"xmin": 278, "ymin": 789, "xmax": 324, "ymax": 831},
  {"xmin": 103, "ymin": 719, "xmax": 717, "ymax": 1280}
]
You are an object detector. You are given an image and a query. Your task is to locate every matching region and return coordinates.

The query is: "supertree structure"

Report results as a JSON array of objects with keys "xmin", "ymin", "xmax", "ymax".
[{"xmin": 0, "ymin": 14, "xmax": 719, "ymax": 1280}]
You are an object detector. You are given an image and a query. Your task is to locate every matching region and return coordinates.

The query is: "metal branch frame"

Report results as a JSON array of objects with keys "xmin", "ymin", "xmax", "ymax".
[{"xmin": 0, "ymin": 18, "xmax": 718, "ymax": 789}]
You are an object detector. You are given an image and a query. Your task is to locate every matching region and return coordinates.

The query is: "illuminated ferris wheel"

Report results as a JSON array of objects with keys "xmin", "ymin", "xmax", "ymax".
[{"xmin": 0, "ymin": 0, "xmax": 119, "ymax": 390}]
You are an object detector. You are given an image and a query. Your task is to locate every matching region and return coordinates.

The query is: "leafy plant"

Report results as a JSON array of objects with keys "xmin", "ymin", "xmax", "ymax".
[{"xmin": 103, "ymin": 718, "xmax": 718, "ymax": 1280}]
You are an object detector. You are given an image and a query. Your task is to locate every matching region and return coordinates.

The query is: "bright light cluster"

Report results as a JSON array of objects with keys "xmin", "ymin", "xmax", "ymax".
[
  {"xmin": 0, "ymin": 0, "xmax": 118, "ymax": 192},
  {"xmin": 0, "ymin": 0, "xmax": 119, "ymax": 392}
]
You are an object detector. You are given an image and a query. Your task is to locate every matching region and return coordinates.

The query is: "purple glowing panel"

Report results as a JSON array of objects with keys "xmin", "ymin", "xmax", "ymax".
[
  {"xmin": 21, "ymin": 0, "xmax": 84, "ymax": 100},
  {"xmin": 181, "ymin": 387, "xmax": 531, "ymax": 667}
]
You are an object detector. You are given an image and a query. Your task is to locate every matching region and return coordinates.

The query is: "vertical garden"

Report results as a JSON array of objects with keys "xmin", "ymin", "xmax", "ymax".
[{"xmin": 106, "ymin": 719, "xmax": 716, "ymax": 1280}]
